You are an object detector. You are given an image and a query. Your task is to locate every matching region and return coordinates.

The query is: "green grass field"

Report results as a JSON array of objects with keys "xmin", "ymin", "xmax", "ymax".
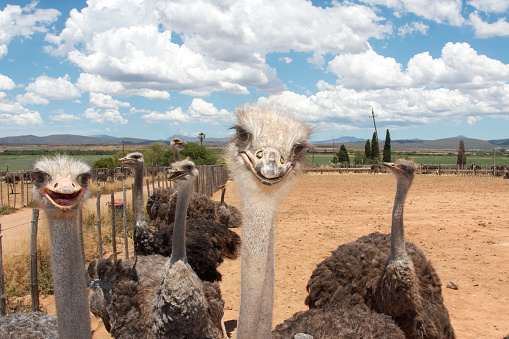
[
  {"xmin": 0, "ymin": 155, "xmax": 113, "ymax": 171},
  {"xmin": 304, "ymin": 152, "xmax": 509, "ymax": 167}
]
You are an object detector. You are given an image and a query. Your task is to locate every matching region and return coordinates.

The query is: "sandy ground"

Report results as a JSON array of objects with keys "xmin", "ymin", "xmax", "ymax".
[{"xmin": 1, "ymin": 172, "xmax": 508, "ymax": 338}]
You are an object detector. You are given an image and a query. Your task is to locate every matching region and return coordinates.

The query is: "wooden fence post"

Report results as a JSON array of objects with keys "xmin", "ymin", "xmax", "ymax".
[
  {"xmin": 30, "ymin": 209, "xmax": 40, "ymax": 312},
  {"xmin": 123, "ymin": 184, "xmax": 129, "ymax": 259},
  {"xmin": 0, "ymin": 224, "xmax": 6, "ymax": 316},
  {"xmin": 0, "ymin": 180, "xmax": 3, "ymax": 206},
  {"xmin": 12, "ymin": 182, "xmax": 16, "ymax": 209},
  {"xmin": 20, "ymin": 175, "xmax": 24, "ymax": 207},
  {"xmin": 26, "ymin": 173, "xmax": 30, "ymax": 206},
  {"xmin": 146, "ymin": 179, "xmax": 150, "ymax": 200},
  {"xmin": 111, "ymin": 190, "xmax": 117, "ymax": 261},
  {"xmin": 7, "ymin": 180, "xmax": 10, "ymax": 208},
  {"xmin": 96, "ymin": 191, "xmax": 103, "ymax": 260}
]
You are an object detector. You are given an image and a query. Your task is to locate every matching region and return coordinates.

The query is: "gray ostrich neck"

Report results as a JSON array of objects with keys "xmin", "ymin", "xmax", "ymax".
[
  {"xmin": 46, "ymin": 209, "xmax": 91, "ymax": 339},
  {"xmin": 172, "ymin": 147, "xmax": 181, "ymax": 161},
  {"xmin": 237, "ymin": 194, "xmax": 278, "ymax": 339},
  {"xmin": 390, "ymin": 179, "xmax": 411, "ymax": 261},
  {"xmin": 220, "ymin": 187, "xmax": 226, "ymax": 206},
  {"xmin": 170, "ymin": 181, "xmax": 192, "ymax": 263},
  {"xmin": 134, "ymin": 163, "xmax": 146, "ymax": 227}
]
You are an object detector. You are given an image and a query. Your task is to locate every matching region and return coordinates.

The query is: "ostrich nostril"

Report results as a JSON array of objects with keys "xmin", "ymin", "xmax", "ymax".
[
  {"xmin": 280, "ymin": 156, "xmax": 285, "ymax": 164},
  {"xmin": 256, "ymin": 150, "xmax": 263, "ymax": 159}
]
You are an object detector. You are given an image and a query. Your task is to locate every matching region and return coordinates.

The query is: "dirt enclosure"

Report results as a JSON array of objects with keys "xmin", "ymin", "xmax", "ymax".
[{"xmin": 1, "ymin": 172, "xmax": 508, "ymax": 338}]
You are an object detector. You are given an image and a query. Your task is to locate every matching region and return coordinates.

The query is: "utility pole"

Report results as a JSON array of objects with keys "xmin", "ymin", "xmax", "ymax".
[{"xmin": 370, "ymin": 108, "xmax": 382, "ymax": 163}]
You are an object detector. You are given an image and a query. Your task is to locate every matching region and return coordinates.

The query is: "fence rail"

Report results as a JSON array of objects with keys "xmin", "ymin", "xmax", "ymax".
[
  {"xmin": 1, "ymin": 165, "xmax": 229, "ymax": 209},
  {"xmin": 304, "ymin": 163, "xmax": 509, "ymax": 178}
]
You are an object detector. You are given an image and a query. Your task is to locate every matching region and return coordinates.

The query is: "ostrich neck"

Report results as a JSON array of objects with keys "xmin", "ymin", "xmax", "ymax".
[
  {"xmin": 172, "ymin": 147, "xmax": 181, "ymax": 161},
  {"xmin": 390, "ymin": 179, "xmax": 410, "ymax": 261},
  {"xmin": 237, "ymin": 193, "xmax": 279, "ymax": 339},
  {"xmin": 220, "ymin": 187, "xmax": 226, "ymax": 206},
  {"xmin": 133, "ymin": 163, "xmax": 146, "ymax": 227},
  {"xmin": 170, "ymin": 182, "xmax": 192, "ymax": 263},
  {"xmin": 46, "ymin": 209, "xmax": 91, "ymax": 339}
]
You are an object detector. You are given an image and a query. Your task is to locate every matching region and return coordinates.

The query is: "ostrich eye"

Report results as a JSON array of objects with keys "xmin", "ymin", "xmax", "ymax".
[
  {"xmin": 293, "ymin": 143, "xmax": 306, "ymax": 156},
  {"xmin": 33, "ymin": 171, "xmax": 47, "ymax": 184},
  {"xmin": 78, "ymin": 173, "xmax": 91, "ymax": 186},
  {"xmin": 185, "ymin": 165, "xmax": 193, "ymax": 171},
  {"xmin": 237, "ymin": 128, "xmax": 249, "ymax": 142}
]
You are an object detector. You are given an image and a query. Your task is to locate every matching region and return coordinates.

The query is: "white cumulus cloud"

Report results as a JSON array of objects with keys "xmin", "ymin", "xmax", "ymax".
[
  {"xmin": 83, "ymin": 107, "xmax": 128, "ymax": 125},
  {"xmin": 467, "ymin": 0, "xmax": 509, "ymax": 13},
  {"xmin": 0, "ymin": 74, "xmax": 15, "ymax": 90},
  {"xmin": 50, "ymin": 113, "xmax": 81, "ymax": 122},
  {"xmin": 43, "ymin": 0, "xmax": 392, "ymax": 95},
  {"xmin": 0, "ymin": 3, "xmax": 59, "ymax": 59},
  {"xmin": 360, "ymin": 0, "xmax": 464, "ymax": 26},
  {"xmin": 469, "ymin": 12, "xmax": 509, "ymax": 38},
  {"xmin": 89, "ymin": 92, "xmax": 130, "ymax": 110},
  {"xmin": 398, "ymin": 22, "xmax": 429, "ymax": 37},
  {"xmin": 20, "ymin": 74, "xmax": 81, "ymax": 104}
]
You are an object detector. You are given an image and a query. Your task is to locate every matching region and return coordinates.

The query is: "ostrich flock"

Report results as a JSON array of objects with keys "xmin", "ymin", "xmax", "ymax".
[{"xmin": 1, "ymin": 103, "xmax": 504, "ymax": 339}]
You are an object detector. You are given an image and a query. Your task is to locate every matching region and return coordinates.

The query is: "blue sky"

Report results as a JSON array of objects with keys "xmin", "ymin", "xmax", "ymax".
[{"xmin": 0, "ymin": 0, "xmax": 508, "ymax": 143}]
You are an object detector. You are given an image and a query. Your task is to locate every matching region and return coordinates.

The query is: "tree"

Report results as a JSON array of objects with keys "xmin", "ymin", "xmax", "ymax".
[
  {"xmin": 371, "ymin": 132, "xmax": 380, "ymax": 163},
  {"xmin": 93, "ymin": 157, "xmax": 117, "ymax": 168},
  {"xmin": 457, "ymin": 140, "xmax": 466, "ymax": 167},
  {"xmin": 162, "ymin": 142, "xmax": 219, "ymax": 166},
  {"xmin": 337, "ymin": 144, "xmax": 350, "ymax": 165},
  {"xmin": 353, "ymin": 150, "xmax": 367, "ymax": 165},
  {"xmin": 198, "ymin": 132, "xmax": 206, "ymax": 146},
  {"xmin": 365, "ymin": 139, "xmax": 371, "ymax": 159},
  {"xmin": 143, "ymin": 142, "xmax": 163, "ymax": 166},
  {"xmin": 382, "ymin": 129, "xmax": 391, "ymax": 162}
]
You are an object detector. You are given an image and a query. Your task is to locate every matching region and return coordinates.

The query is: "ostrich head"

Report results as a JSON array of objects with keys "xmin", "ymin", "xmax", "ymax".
[
  {"xmin": 171, "ymin": 137, "xmax": 186, "ymax": 151},
  {"xmin": 168, "ymin": 158, "xmax": 198, "ymax": 189},
  {"xmin": 225, "ymin": 104, "xmax": 312, "ymax": 195},
  {"xmin": 32, "ymin": 155, "xmax": 91, "ymax": 212},
  {"xmin": 383, "ymin": 159, "xmax": 417, "ymax": 184},
  {"xmin": 120, "ymin": 152, "xmax": 144, "ymax": 168}
]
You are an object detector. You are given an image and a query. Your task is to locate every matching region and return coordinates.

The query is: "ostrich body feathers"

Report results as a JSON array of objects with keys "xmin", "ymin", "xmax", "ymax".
[
  {"xmin": 272, "ymin": 307, "xmax": 405, "ymax": 339},
  {"xmin": 306, "ymin": 232, "xmax": 455, "ymax": 339}
]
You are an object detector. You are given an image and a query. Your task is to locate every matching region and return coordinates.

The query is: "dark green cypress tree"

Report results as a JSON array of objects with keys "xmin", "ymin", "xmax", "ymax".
[
  {"xmin": 338, "ymin": 144, "xmax": 350, "ymax": 165},
  {"xmin": 371, "ymin": 132, "xmax": 380, "ymax": 163},
  {"xmin": 365, "ymin": 139, "xmax": 371, "ymax": 159},
  {"xmin": 382, "ymin": 129, "xmax": 391, "ymax": 162},
  {"xmin": 457, "ymin": 140, "xmax": 466, "ymax": 167}
]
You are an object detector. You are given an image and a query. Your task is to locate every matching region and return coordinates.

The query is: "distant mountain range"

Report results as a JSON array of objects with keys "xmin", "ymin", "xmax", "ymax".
[{"xmin": 0, "ymin": 134, "xmax": 507, "ymax": 150}]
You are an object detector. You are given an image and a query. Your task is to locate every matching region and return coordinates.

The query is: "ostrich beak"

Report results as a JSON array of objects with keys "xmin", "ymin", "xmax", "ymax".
[
  {"xmin": 168, "ymin": 170, "xmax": 187, "ymax": 181},
  {"xmin": 383, "ymin": 162, "xmax": 405, "ymax": 174},
  {"xmin": 39, "ymin": 176, "xmax": 86, "ymax": 211},
  {"xmin": 240, "ymin": 147, "xmax": 294, "ymax": 185},
  {"xmin": 119, "ymin": 157, "xmax": 134, "ymax": 165}
]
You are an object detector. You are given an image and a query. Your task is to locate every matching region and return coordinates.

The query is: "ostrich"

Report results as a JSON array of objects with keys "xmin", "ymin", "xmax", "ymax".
[
  {"xmin": 224, "ymin": 104, "xmax": 312, "ymax": 338},
  {"xmin": 171, "ymin": 136, "xmax": 186, "ymax": 161},
  {"xmin": 27, "ymin": 155, "xmax": 91, "ymax": 338},
  {"xmin": 214, "ymin": 185, "xmax": 242, "ymax": 228},
  {"xmin": 4, "ymin": 164, "xmax": 16, "ymax": 193},
  {"xmin": 224, "ymin": 104, "xmax": 406, "ymax": 338},
  {"xmin": 305, "ymin": 159, "xmax": 455, "ymax": 338},
  {"xmin": 90, "ymin": 159, "xmax": 226, "ymax": 338},
  {"xmin": 118, "ymin": 152, "xmax": 240, "ymax": 282}
]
